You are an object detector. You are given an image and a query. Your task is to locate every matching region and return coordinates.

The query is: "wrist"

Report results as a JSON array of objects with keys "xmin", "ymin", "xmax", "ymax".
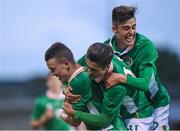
[
  {"xmin": 123, "ymin": 75, "xmax": 127, "ymax": 83},
  {"xmin": 70, "ymin": 110, "xmax": 76, "ymax": 117},
  {"xmin": 40, "ymin": 115, "xmax": 48, "ymax": 124},
  {"xmin": 118, "ymin": 74, "xmax": 127, "ymax": 83}
]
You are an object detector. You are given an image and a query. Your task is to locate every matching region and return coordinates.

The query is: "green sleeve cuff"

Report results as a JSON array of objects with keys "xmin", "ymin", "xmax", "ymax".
[
  {"xmin": 73, "ymin": 111, "xmax": 112, "ymax": 128},
  {"xmin": 74, "ymin": 111, "xmax": 81, "ymax": 120}
]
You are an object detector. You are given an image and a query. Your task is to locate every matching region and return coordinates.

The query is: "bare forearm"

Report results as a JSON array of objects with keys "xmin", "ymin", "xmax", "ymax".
[{"xmin": 31, "ymin": 115, "xmax": 48, "ymax": 129}]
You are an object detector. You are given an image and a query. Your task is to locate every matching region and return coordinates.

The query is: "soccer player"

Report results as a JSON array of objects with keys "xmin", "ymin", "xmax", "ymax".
[
  {"xmin": 44, "ymin": 42, "xmax": 126, "ymax": 130},
  {"xmin": 103, "ymin": 5, "xmax": 170, "ymax": 130},
  {"xmin": 31, "ymin": 74, "xmax": 69, "ymax": 130},
  {"xmin": 66, "ymin": 43, "xmax": 154, "ymax": 130}
]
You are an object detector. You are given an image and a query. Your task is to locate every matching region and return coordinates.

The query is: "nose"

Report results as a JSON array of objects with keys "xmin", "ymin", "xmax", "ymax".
[
  {"xmin": 129, "ymin": 28, "xmax": 133, "ymax": 34},
  {"xmin": 129, "ymin": 27, "xmax": 135, "ymax": 35}
]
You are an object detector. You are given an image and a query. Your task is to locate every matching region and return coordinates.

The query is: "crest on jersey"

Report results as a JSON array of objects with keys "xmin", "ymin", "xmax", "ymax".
[{"xmin": 123, "ymin": 56, "xmax": 133, "ymax": 67}]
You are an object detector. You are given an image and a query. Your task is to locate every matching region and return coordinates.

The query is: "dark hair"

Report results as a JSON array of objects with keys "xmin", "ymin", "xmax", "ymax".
[
  {"xmin": 86, "ymin": 43, "xmax": 113, "ymax": 68},
  {"xmin": 112, "ymin": 5, "xmax": 137, "ymax": 25},
  {"xmin": 45, "ymin": 42, "xmax": 75, "ymax": 64}
]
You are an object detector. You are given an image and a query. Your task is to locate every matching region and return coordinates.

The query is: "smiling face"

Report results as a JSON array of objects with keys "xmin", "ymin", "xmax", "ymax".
[
  {"xmin": 112, "ymin": 17, "xmax": 136, "ymax": 49},
  {"xmin": 46, "ymin": 58, "xmax": 70, "ymax": 83}
]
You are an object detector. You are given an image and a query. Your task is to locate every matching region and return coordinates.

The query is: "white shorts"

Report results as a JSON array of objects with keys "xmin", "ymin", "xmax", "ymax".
[
  {"xmin": 151, "ymin": 104, "xmax": 169, "ymax": 131},
  {"xmin": 125, "ymin": 115, "xmax": 154, "ymax": 131}
]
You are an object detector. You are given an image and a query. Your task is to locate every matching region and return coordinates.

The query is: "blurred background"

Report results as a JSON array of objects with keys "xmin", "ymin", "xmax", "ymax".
[{"xmin": 0, "ymin": 0, "xmax": 180, "ymax": 129}]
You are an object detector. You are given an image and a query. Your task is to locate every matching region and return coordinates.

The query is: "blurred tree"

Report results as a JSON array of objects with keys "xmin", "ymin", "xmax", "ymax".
[{"xmin": 156, "ymin": 49, "xmax": 180, "ymax": 84}]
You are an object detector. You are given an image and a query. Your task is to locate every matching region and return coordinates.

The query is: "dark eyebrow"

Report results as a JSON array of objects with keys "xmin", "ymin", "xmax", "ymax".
[{"xmin": 86, "ymin": 64, "xmax": 98, "ymax": 71}]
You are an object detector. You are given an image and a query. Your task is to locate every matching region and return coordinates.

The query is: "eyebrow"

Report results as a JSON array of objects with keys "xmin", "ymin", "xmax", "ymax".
[{"xmin": 86, "ymin": 63, "xmax": 99, "ymax": 72}]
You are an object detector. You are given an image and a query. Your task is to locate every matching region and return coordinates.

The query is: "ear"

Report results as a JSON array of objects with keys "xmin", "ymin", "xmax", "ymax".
[
  {"xmin": 112, "ymin": 25, "xmax": 117, "ymax": 33},
  {"xmin": 63, "ymin": 61, "xmax": 71, "ymax": 71}
]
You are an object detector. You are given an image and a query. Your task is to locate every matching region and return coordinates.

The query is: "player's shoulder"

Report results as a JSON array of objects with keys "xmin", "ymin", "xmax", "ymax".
[
  {"xmin": 112, "ymin": 59, "xmax": 126, "ymax": 75},
  {"xmin": 34, "ymin": 95, "xmax": 48, "ymax": 106},
  {"xmin": 136, "ymin": 33, "xmax": 156, "ymax": 48},
  {"xmin": 136, "ymin": 33, "xmax": 157, "ymax": 54},
  {"xmin": 70, "ymin": 71, "xmax": 91, "ymax": 86},
  {"xmin": 103, "ymin": 38, "xmax": 111, "ymax": 44},
  {"xmin": 35, "ymin": 95, "xmax": 46, "ymax": 101}
]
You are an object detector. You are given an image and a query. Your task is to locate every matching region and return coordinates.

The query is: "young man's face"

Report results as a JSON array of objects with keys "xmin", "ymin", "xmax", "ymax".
[
  {"xmin": 46, "ymin": 58, "xmax": 69, "ymax": 83},
  {"xmin": 112, "ymin": 17, "xmax": 136, "ymax": 48},
  {"xmin": 46, "ymin": 75, "xmax": 62, "ymax": 94},
  {"xmin": 86, "ymin": 58, "xmax": 108, "ymax": 79}
]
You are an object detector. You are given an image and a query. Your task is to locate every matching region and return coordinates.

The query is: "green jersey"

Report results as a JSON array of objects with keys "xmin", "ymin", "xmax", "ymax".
[
  {"xmin": 104, "ymin": 33, "xmax": 170, "ymax": 108},
  {"xmin": 67, "ymin": 67, "xmax": 92, "ymax": 111},
  {"xmin": 31, "ymin": 95, "xmax": 69, "ymax": 130},
  {"xmin": 77, "ymin": 55, "xmax": 152, "ymax": 127},
  {"xmin": 71, "ymin": 65, "xmax": 127, "ymax": 130},
  {"xmin": 112, "ymin": 55, "xmax": 153, "ymax": 119},
  {"xmin": 66, "ymin": 67, "xmax": 106, "ymax": 130}
]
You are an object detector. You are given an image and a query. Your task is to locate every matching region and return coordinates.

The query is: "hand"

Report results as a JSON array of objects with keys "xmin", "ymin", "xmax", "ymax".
[
  {"xmin": 59, "ymin": 109, "xmax": 81, "ymax": 127},
  {"xmin": 64, "ymin": 86, "xmax": 82, "ymax": 103},
  {"xmin": 105, "ymin": 73, "xmax": 127, "ymax": 88},
  {"xmin": 40, "ymin": 109, "xmax": 54, "ymax": 123},
  {"xmin": 63, "ymin": 101, "xmax": 76, "ymax": 116}
]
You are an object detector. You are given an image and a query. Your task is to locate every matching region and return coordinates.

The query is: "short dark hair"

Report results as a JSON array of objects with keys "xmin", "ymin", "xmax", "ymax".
[
  {"xmin": 86, "ymin": 43, "xmax": 113, "ymax": 68},
  {"xmin": 112, "ymin": 5, "xmax": 137, "ymax": 25},
  {"xmin": 45, "ymin": 42, "xmax": 75, "ymax": 64}
]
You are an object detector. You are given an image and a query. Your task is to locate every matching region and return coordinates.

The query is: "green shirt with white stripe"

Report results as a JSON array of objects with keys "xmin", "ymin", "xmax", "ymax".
[
  {"xmin": 104, "ymin": 33, "xmax": 170, "ymax": 108},
  {"xmin": 77, "ymin": 55, "xmax": 153, "ymax": 120},
  {"xmin": 66, "ymin": 67, "xmax": 126, "ymax": 130},
  {"xmin": 72, "ymin": 64, "xmax": 127, "ymax": 130}
]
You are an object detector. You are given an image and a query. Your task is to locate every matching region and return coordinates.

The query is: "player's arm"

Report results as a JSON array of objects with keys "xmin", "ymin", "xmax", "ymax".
[
  {"xmin": 31, "ymin": 110, "xmax": 53, "ymax": 129},
  {"xmin": 125, "ymin": 66, "xmax": 155, "ymax": 92},
  {"xmin": 64, "ymin": 101, "xmax": 112, "ymax": 128},
  {"xmin": 123, "ymin": 43, "xmax": 158, "ymax": 92},
  {"xmin": 64, "ymin": 85, "xmax": 126, "ymax": 128},
  {"xmin": 31, "ymin": 100, "xmax": 53, "ymax": 129},
  {"xmin": 60, "ymin": 112, "xmax": 81, "ymax": 127},
  {"xmin": 106, "ymin": 44, "xmax": 158, "ymax": 92}
]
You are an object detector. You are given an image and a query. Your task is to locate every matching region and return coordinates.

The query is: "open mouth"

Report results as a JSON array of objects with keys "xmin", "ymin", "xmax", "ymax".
[{"xmin": 125, "ymin": 34, "xmax": 135, "ymax": 45}]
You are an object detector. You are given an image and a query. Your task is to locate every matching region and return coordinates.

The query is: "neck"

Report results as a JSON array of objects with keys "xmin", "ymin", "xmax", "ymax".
[{"xmin": 68, "ymin": 64, "xmax": 81, "ymax": 79}]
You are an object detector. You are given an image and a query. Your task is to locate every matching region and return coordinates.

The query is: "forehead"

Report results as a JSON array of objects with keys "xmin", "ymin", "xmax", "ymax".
[
  {"xmin": 86, "ymin": 58, "xmax": 102, "ymax": 70},
  {"xmin": 46, "ymin": 58, "xmax": 59, "ymax": 68},
  {"xmin": 119, "ymin": 17, "xmax": 136, "ymax": 27}
]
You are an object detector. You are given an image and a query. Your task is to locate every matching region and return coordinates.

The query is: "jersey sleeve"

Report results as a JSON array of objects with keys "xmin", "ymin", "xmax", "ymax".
[
  {"xmin": 126, "ymin": 66, "xmax": 155, "ymax": 92},
  {"xmin": 70, "ymin": 73, "xmax": 92, "ymax": 111},
  {"xmin": 31, "ymin": 98, "xmax": 45, "ymax": 120},
  {"xmin": 103, "ymin": 38, "xmax": 110, "ymax": 44},
  {"xmin": 126, "ymin": 42, "xmax": 158, "ymax": 92},
  {"xmin": 74, "ymin": 111, "xmax": 112, "ymax": 128},
  {"xmin": 73, "ymin": 85, "xmax": 126, "ymax": 129},
  {"xmin": 102, "ymin": 85, "xmax": 126, "ymax": 115}
]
